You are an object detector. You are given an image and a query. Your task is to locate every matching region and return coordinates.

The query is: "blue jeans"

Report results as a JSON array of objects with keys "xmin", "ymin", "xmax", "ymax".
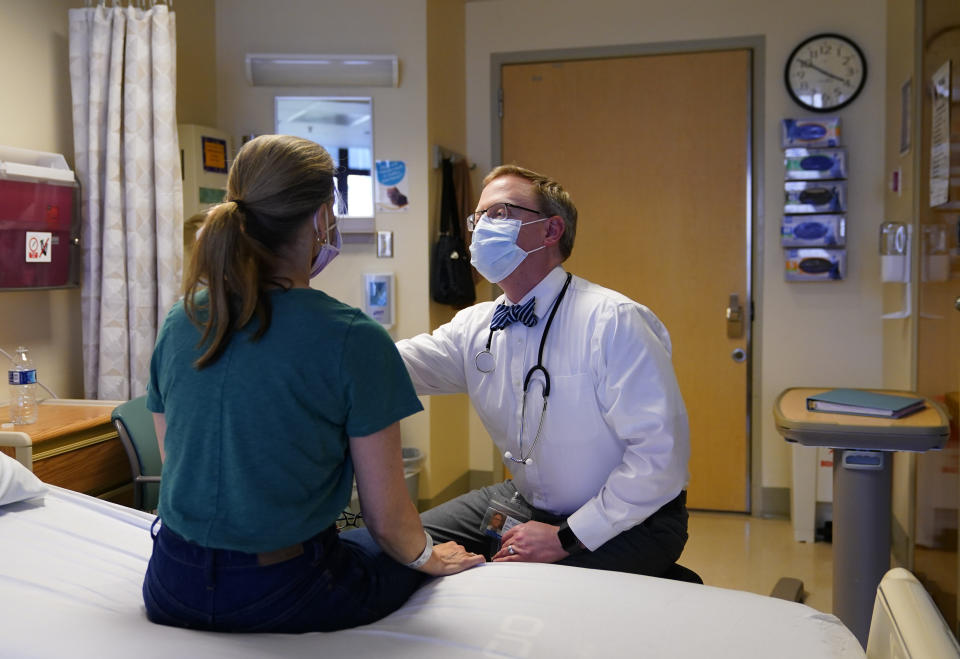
[{"xmin": 142, "ymin": 520, "xmax": 427, "ymax": 633}]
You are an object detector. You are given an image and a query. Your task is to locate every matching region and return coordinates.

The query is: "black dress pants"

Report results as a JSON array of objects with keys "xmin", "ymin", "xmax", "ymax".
[{"xmin": 420, "ymin": 480, "xmax": 688, "ymax": 576}]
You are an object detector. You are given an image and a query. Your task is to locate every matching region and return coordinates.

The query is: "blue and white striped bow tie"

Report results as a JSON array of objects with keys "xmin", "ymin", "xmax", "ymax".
[{"xmin": 490, "ymin": 297, "xmax": 538, "ymax": 330}]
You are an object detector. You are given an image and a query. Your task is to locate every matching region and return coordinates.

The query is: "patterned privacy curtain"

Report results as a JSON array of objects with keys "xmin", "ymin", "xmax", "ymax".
[{"xmin": 68, "ymin": 3, "xmax": 183, "ymax": 400}]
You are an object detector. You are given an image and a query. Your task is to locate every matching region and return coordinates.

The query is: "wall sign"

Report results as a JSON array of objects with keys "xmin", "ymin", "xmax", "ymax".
[
  {"xmin": 930, "ymin": 60, "xmax": 950, "ymax": 207},
  {"xmin": 25, "ymin": 231, "xmax": 52, "ymax": 263},
  {"xmin": 375, "ymin": 160, "xmax": 410, "ymax": 212},
  {"xmin": 202, "ymin": 136, "xmax": 228, "ymax": 174}
]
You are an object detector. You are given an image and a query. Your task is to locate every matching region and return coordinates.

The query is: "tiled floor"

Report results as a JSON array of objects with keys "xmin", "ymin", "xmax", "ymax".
[{"xmin": 679, "ymin": 511, "xmax": 835, "ymax": 613}]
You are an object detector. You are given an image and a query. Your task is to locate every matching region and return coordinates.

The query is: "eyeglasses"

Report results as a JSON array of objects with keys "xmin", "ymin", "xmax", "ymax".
[{"xmin": 466, "ymin": 202, "xmax": 544, "ymax": 231}]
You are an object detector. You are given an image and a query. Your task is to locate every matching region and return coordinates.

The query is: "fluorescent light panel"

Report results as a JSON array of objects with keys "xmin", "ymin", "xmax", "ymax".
[{"xmin": 246, "ymin": 54, "xmax": 399, "ymax": 88}]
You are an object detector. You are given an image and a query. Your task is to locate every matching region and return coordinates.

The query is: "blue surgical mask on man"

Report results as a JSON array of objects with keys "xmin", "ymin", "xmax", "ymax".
[{"xmin": 469, "ymin": 216, "xmax": 547, "ymax": 283}]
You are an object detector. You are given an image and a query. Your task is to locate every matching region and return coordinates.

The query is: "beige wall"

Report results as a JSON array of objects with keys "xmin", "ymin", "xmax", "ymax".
[
  {"xmin": 426, "ymin": 0, "xmax": 473, "ymax": 494},
  {"xmin": 174, "ymin": 0, "xmax": 218, "ymax": 127},
  {"xmin": 7, "ymin": 0, "xmax": 897, "ymax": 508},
  {"xmin": 882, "ymin": 0, "xmax": 919, "ymax": 393},
  {"xmin": 213, "ymin": 0, "xmax": 466, "ymax": 499},
  {"xmin": 0, "ymin": 0, "xmax": 216, "ymax": 402},
  {"xmin": 1, "ymin": 0, "xmax": 465, "ymax": 501},
  {"xmin": 884, "ymin": 0, "xmax": 920, "ymax": 567},
  {"xmin": 0, "ymin": 0, "xmax": 85, "ymax": 400},
  {"xmin": 465, "ymin": 0, "xmax": 889, "ymax": 493}
]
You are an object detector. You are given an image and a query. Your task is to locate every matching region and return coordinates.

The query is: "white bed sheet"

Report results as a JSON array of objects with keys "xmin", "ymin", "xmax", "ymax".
[{"xmin": 0, "ymin": 487, "xmax": 864, "ymax": 658}]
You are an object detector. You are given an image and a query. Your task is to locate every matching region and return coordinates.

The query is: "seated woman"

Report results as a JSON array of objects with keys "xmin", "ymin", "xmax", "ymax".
[{"xmin": 143, "ymin": 135, "xmax": 483, "ymax": 633}]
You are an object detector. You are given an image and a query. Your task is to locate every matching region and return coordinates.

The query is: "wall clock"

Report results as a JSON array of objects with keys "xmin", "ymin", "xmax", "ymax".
[{"xmin": 785, "ymin": 33, "xmax": 867, "ymax": 112}]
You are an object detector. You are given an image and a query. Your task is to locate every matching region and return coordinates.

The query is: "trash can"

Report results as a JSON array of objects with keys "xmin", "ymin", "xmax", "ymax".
[
  {"xmin": 402, "ymin": 447, "xmax": 424, "ymax": 509},
  {"xmin": 347, "ymin": 447, "xmax": 425, "ymax": 523}
]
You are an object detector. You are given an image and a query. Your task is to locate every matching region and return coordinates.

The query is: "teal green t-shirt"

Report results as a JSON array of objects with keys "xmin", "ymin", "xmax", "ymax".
[{"xmin": 146, "ymin": 288, "xmax": 423, "ymax": 552}]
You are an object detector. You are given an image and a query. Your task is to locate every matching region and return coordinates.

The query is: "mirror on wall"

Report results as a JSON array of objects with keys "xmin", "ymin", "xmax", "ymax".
[{"xmin": 275, "ymin": 96, "xmax": 373, "ymax": 218}]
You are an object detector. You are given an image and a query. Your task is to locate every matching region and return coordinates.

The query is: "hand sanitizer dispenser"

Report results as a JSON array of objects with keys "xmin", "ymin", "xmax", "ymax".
[
  {"xmin": 880, "ymin": 222, "xmax": 910, "ymax": 283},
  {"xmin": 880, "ymin": 222, "xmax": 911, "ymax": 320},
  {"xmin": 364, "ymin": 273, "xmax": 394, "ymax": 328}
]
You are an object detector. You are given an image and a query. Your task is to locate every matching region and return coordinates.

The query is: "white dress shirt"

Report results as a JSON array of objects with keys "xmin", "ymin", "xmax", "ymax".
[{"xmin": 397, "ymin": 266, "xmax": 690, "ymax": 551}]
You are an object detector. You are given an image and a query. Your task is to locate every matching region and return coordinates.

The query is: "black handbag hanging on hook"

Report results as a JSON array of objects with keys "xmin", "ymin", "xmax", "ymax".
[{"xmin": 431, "ymin": 158, "xmax": 475, "ymax": 307}]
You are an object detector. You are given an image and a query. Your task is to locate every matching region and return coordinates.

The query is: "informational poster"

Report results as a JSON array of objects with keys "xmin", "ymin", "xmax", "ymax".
[
  {"xmin": 375, "ymin": 160, "xmax": 409, "ymax": 212},
  {"xmin": 202, "ymin": 136, "xmax": 228, "ymax": 174},
  {"xmin": 930, "ymin": 61, "xmax": 950, "ymax": 207}
]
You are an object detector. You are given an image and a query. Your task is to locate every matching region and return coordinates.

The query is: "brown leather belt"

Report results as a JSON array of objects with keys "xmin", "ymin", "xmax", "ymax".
[{"xmin": 256, "ymin": 542, "xmax": 304, "ymax": 566}]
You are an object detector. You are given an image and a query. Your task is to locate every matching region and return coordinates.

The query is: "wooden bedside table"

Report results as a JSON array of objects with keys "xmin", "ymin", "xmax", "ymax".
[{"xmin": 0, "ymin": 399, "xmax": 134, "ymax": 505}]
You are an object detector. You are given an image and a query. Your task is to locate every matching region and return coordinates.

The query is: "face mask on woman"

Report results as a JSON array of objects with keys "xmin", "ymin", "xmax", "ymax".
[
  {"xmin": 310, "ymin": 207, "xmax": 340, "ymax": 277},
  {"xmin": 469, "ymin": 216, "xmax": 547, "ymax": 283}
]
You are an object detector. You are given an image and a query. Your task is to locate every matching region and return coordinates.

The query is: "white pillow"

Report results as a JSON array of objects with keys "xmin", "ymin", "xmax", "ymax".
[{"xmin": 0, "ymin": 452, "xmax": 47, "ymax": 505}]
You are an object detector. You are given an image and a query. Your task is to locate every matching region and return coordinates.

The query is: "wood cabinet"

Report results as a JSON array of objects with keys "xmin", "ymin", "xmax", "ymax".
[{"xmin": 0, "ymin": 399, "xmax": 134, "ymax": 506}]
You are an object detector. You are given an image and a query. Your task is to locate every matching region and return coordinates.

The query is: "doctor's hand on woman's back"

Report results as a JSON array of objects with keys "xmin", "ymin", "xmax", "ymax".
[{"xmin": 350, "ymin": 423, "xmax": 485, "ymax": 576}]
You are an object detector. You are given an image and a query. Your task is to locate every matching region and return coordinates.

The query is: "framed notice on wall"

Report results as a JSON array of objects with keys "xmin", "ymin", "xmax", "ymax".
[
  {"xmin": 930, "ymin": 60, "xmax": 950, "ymax": 207},
  {"xmin": 202, "ymin": 136, "xmax": 228, "ymax": 174}
]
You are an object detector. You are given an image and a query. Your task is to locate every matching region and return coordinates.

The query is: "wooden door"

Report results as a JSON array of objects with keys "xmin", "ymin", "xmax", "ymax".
[{"xmin": 501, "ymin": 49, "xmax": 751, "ymax": 511}]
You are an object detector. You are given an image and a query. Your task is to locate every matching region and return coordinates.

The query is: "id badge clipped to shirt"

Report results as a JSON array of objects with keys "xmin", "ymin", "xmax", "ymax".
[{"xmin": 480, "ymin": 494, "xmax": 531, "ymax": 545}]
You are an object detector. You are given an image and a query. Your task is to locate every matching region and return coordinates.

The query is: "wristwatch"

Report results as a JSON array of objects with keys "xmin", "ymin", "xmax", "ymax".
[{"xmin": 557, "ymin": 520, "xmax": 584, "ymax": 555}]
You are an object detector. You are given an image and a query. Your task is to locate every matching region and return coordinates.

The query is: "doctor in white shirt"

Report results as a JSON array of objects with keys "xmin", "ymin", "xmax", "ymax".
[{"xmin": 398, "ymin": 165, "xmax": 691, "ymax": 575}]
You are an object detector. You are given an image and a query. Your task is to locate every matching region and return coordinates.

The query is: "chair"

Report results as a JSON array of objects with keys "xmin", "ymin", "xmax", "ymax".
[
  {"xmin": 661, "ymin": 563, "xmax": 703, "ymax": 584},
  {"xmin": 111, "ymin": 396, "xmax": 162, "ymax": 512}
]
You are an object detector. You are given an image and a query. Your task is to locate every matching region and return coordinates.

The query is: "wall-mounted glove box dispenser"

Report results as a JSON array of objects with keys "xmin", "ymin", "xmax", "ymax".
[
  {"xmin": 784, "ymin": 181, "xmax": 846, "ymax": 214},
  {"xmin": 785, "ymin": 248, "xmax": 847, "ymax": 281},
  {"xmin": 784, "ymin": 148, "xmax": 847, "ymax": 180},
  {"xmin": 781, "ymin": 117, "xmax": 841, "ymax": 149},
  {"xmin": 782, "ymin": 214, "xmax": 846, "ymax": 247}
]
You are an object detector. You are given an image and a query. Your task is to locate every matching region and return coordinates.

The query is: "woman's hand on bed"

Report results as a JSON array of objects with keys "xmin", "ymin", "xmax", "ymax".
[
  {"xmin": 420, "ymin": 541, "xmax": 486, "ymax": 576},
  {"xmin": 491, "ymin": 521, "xmax": 567, "ymax": 564}
]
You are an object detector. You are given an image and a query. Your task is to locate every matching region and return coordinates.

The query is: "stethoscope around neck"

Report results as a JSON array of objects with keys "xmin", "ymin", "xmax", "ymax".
[{"xmin": 475, "ymin": 273, "xmax": 573, "ymax": 466}]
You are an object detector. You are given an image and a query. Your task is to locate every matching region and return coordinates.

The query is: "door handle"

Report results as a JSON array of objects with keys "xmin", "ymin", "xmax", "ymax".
[{"xmin": 726, "ymin": 294, "xmax": 744, "ymax": 338}]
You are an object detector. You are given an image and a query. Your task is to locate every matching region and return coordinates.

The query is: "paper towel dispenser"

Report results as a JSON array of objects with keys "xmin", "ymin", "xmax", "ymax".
[
  {"xmin": 880, "ymin": 221, "xmax": 911, "ymax": 320},
  {"xmin": 921, "ymin": 223, "xmax": 950, "ymax": 283}
]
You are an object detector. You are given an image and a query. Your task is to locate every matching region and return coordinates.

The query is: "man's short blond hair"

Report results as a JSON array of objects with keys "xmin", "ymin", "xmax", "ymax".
[{"xmin": 484, "ymin": 164, "xmax": 577, "ymax": 260}]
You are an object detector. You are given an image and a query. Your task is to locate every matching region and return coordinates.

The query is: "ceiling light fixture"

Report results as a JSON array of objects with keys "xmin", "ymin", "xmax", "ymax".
[{"xmin": 245, "ymin": 54, "xmax": 399, "ymax": 88}]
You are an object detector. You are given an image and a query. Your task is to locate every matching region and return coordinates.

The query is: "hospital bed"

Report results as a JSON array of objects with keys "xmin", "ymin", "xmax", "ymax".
[{"xmin": 0, "ymin": 452, "xmax": 873, "ymax": 658}]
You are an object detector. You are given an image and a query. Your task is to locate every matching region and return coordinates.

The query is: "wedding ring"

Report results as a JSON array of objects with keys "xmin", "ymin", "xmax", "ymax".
[{"xmin": 508, "ymin": 545, "xmax": 515, "ymax": 555}]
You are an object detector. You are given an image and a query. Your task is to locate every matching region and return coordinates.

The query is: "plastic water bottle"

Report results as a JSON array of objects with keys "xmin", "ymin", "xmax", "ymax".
[{"xmin": 8, "ymin": 346, "xmax": 38, "ymax": 425}]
